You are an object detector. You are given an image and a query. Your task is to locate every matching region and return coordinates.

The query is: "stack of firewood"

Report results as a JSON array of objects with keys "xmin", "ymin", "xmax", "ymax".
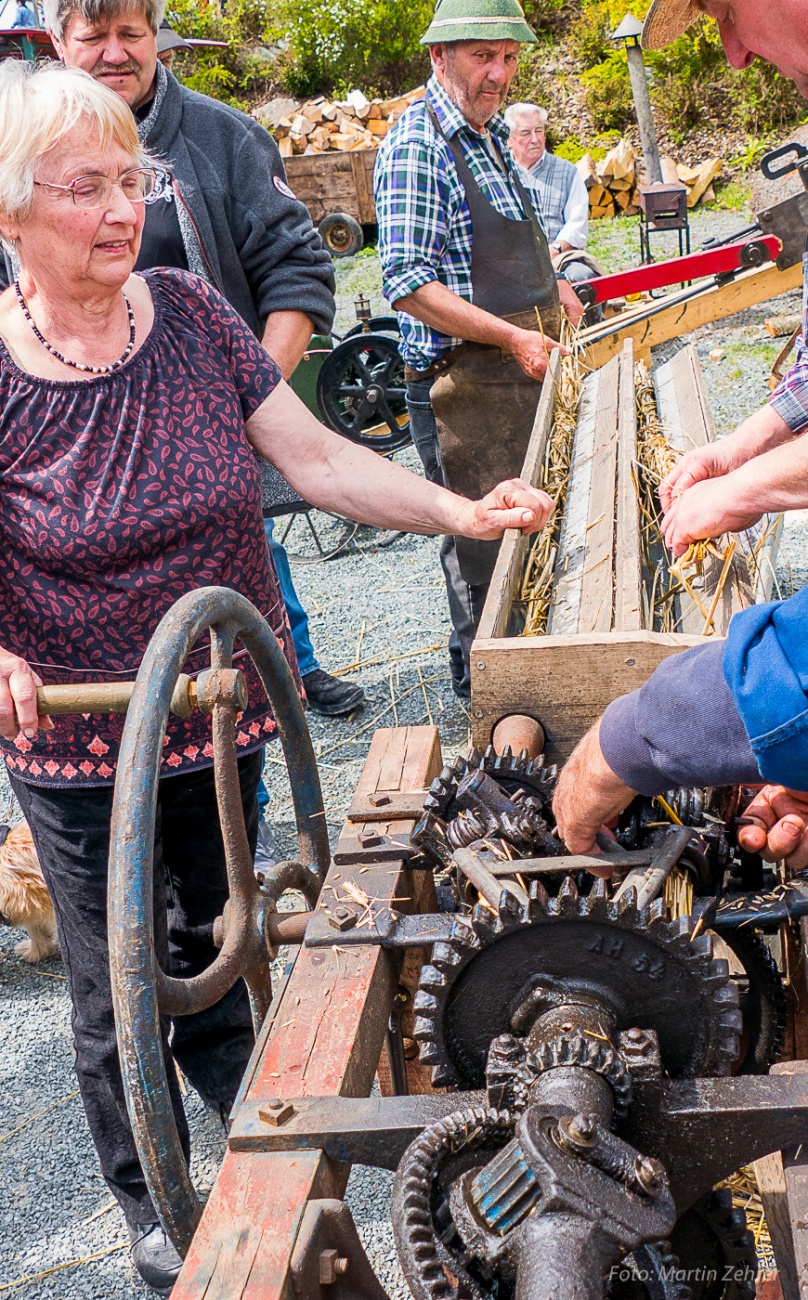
[
  {"xmin": 255, "ymin": 86, "xmax": 425, "ymax": 157},
  {"xmin": 575, "ymin": 140, "xmax": 724, "ymax": 219}
]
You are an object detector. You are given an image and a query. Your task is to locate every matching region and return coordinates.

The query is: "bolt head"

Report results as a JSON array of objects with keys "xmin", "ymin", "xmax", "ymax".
[
  {"xmin": 358, "ymin": 829, "xmax": 382, "ymax": 847},
  {"xmin": 259, "ymin": 1100, "xmax": 295, "ymax": 1126},
  {"xmin": 329, "ymin": 905, "xmax": 357, "ymax": 932},
  {"xmin": 635, "ymin": 1155, "xmax": 666, "ymax": 1196},
  {"xmin": 368, "ymin": 793, "xmax": 391, "ymax": 807}
]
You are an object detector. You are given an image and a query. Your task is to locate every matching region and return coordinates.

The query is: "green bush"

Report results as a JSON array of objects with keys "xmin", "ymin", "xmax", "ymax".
[
  {"xmin": 167, "ymin": 0, "xmax": 278, "ymax": 109},
  {"xmin": 581, "ymin": 52, "xmax": 633, "ymax": 132},
  {"xmin": 274, "ymin": 0, "xmax": 431, "ymax": 98}
]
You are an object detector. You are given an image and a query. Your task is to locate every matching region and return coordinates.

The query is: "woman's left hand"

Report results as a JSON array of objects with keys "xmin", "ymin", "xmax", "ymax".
[
  {"xmin": 462, "ymin": 479, "xmax": 555, "ymax": 540},
  {"xmin": 661, "ymin": 476, "xmax": 763, "ymax": 556}
]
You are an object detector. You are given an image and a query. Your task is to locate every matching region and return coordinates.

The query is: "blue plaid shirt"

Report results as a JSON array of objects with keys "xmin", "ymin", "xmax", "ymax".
[
  {"xmin": 374, "ymin": 76, "xmax": 540, "ymax": 371},
  {"xmin": 770, "ymin": 252, "xmax": 808, "ymax": 434}
]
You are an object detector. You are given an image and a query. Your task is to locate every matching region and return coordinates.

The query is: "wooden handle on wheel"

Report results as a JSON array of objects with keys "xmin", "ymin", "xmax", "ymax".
[{"xmin": 36, "ymin": 674, "xmax": 198, "ymax": 719}]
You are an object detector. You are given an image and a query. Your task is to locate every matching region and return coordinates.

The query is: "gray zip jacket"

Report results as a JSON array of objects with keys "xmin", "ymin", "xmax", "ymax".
[{"xmin": 1, "ymin": 67, "xmax": 336, "ymax": 338}]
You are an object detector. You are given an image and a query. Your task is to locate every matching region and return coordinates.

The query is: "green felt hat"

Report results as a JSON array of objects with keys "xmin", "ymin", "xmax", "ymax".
[{"xmin": 420, "ymin": 0, "xmax": 536, "ymax": 46}]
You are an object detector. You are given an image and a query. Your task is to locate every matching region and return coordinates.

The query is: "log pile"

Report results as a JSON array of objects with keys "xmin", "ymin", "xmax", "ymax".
[
  {"xmin": 575, "ymin": 140, "xmax": 724, "ymax": 219},
  {"xmin": 255, "ymin": 86, "xmax": 425, "ymax": 158}
]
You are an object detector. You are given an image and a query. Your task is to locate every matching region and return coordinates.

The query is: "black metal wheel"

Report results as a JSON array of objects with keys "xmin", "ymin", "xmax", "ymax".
[
  {"xmin": 319, "ymin": 211, "xmax": 363, "ymax": 258},
  {"xmin": 276, "ymin": 508, "xmax": 360, "ymax": 564},
  {"xmin": 317, "ymin": 331, "xmax": 411, "ymax": 453},
  {"xmin": 108, "ymin": 586, "xmax": 330, "ymax": 1256}
]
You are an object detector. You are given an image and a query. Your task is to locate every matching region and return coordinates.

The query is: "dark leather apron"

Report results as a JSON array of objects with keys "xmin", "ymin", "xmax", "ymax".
[{"xmin": 426, "ymin": 105, "xmax": 561, "ymax": 585}]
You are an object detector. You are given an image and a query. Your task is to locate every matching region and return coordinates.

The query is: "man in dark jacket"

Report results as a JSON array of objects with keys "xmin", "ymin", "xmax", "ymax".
[
  {"xmin": 24, "ymin": 0, "xmax": 365, "ymax": 724},
  {"xmin": 554, "ymin": 0, "xmax": 808, "ymax": 873}
]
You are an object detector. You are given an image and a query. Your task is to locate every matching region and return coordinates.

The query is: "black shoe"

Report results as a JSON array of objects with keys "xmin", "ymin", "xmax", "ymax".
[
  {"xmin": 129, "ymin": 1221, "xmax": 183, "ymax": 1294},
  {"xmin": 451, "ymin": 676, "xmax": 471, "ymax": 701},
  {"xmin": 302, "ymin": 668, "xmax": 365, "ymax": 717}
]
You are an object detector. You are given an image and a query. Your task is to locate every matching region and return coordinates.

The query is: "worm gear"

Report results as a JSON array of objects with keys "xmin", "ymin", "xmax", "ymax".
[{"xmin": 413, "ymin": 876, "xmax": 742, "ymax": 1090}]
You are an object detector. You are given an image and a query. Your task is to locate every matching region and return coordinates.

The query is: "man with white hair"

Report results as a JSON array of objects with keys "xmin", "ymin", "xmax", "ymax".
[{"xmin": 505, "ymin": 101, "xmax": 593, "ymax": 285}]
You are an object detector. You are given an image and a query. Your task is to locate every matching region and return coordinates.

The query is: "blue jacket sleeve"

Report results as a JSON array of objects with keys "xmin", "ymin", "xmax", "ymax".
[{"xmin": 723, "ymin": 584, "xmax": 808, "ymax": 790}]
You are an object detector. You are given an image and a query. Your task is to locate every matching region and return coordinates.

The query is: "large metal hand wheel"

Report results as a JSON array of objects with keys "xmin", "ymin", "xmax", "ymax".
[
  {"xmin": 317, "ymin": 330, "xmax": 411, "ymax": 453},
  {"xmin": 106, "ymin": 586, "xmax": 330, "ymax": 1256}
]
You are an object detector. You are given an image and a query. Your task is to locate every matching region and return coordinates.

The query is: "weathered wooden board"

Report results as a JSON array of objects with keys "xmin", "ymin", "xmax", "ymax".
[
  {"xmin": 471, "ymin": 630, "xmax": 705, "ymax": 763},
  {"xmin": 615, "ymin": 339, "xmax": 642, "ymax": 632},
  {"xmin": 285, "ymin": 150, "xmax": 376, "ymax": 225},
  {"xmin": 582, "ymin": 260, "xmax": 803, "ymax": 370},
  {"xmin": 173, "ymin": 726, "xmax": 442, "ymax": 1300}
]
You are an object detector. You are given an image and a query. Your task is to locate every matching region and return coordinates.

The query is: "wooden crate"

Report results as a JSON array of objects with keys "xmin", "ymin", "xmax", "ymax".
[
  {"xmin": 470, "ymin": 341, "xmax": 780, "ymax": 762},
  {"xmin": 285, "ymin": 149, "xmax": 376, "ymax": 227}
]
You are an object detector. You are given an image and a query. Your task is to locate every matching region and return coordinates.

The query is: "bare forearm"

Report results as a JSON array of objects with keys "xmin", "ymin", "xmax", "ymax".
[
  {"xmin": 726, "ymin": 404, "xmax": 794, "ymax": 462},
  {"xmin": 261, "ymin": 310, "xmax": 316, "ymax": 381},
  {"xmin": 730, "ymin": 426, "xmax": 808, "ymax": 513},
  {"xmin": 396, "ymin": 281, "xmax": 522, "ymax": 351}
]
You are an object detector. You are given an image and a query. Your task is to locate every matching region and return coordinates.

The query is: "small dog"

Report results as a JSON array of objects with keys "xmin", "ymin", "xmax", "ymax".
[{"xmin": 0, "ymin": 821, "xmax": 59, "ymax": 962}]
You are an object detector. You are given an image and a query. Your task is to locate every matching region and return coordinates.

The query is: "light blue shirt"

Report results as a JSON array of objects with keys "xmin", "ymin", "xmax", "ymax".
[{"xmin": 11, "ymin": 4, "xmax": 37, "ymax": 25}]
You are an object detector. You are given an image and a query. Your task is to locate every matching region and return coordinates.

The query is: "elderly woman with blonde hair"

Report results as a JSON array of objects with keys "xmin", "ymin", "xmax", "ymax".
[{"xmin": 0, "ymin": 60, "xmax": 553, "ymax": 1291}]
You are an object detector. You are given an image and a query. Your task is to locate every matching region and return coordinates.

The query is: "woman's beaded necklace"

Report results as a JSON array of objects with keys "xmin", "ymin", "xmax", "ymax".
[{"xmin": 13, "ymin": 281, "xmax": 136, "ymax": 375}]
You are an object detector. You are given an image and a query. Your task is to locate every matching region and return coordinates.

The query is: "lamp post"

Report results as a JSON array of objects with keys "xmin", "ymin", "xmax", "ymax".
[{"xmin": 611, "ymin": 12, "xmax": 663, "ymax": 185}]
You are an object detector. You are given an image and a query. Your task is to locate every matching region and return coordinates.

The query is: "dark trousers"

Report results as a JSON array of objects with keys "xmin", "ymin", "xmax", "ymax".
[
  {"xmin": 406, "ymin": 375, "xmax": 489, "ymax": 694},
  {"xmin": 9, "ymin": 752, "xmax": 262, "ymax": 1226}
]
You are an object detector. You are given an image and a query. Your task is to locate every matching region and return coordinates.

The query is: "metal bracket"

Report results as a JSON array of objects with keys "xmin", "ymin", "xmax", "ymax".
[
  {"xmin": 347, "ymin": 790, "xmax": 428, "ymax": 822},
  {"xmin": 332, "ymin": 830, "xmax": 419, "ymax": 865},
  {"xmin": 290, "ymin": 1199, "xmax": 391, "ymax": 1299}
]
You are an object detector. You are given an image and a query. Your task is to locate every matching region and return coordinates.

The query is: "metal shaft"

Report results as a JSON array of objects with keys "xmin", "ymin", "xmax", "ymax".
[{"xmin": 626, "ymin": 44, "xmax": 663, "ymax": 185}]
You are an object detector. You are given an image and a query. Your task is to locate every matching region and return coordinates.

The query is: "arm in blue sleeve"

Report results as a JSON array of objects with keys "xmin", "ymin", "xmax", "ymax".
[{"xmin": 600, "ymin": 641, "xmax": 761, "ymax": 795}]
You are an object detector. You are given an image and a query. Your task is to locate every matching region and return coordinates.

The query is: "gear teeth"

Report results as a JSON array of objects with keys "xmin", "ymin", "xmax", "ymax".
[
  {"xmin": 499, "ymin": 890, "xmax": 522, "ymax": 921},
  {"xmin": 472, "ymin": 904, "xmax": 502, "ymax": 939},
  {"xmin": 518, "ymin": 747, "xmax": 529, "ymax": 766},
  {"xmin": 528, "ymin": 879, "xmax": 550, "ymax": 918},
  {"xmin": 648, "ymin": 898, "xmax": 666, "ymax": 923},
  {"xmin": 484, "ymin": 744, "xmax": 496, "ymax": 763},
  {"xmin": 413, "ymin": 990, "xmax": 440, "ymax": 1016},
  {"xmin": 419, "ymin": 965, "xmax": 445, "ymax": 993},
  {"xmin": 558, "ymin": 875, "xmax": 579, "ymax": 901}
]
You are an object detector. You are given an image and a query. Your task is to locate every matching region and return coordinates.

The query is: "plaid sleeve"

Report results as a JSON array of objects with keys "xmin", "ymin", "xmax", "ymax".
[
  {"xmin": 375, "ymin": 136, "xmax": 456, "ymax": 306},
  {"xmin": 769, "ymin": 332, "xmax": 808, "ymax": 434}
]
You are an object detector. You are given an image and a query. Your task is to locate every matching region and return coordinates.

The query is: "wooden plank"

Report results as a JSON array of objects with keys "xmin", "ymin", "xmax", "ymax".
[
  {"xmin": 582, "ymin": 260, "xmax": 803, "ymax": 371},
  {"xmin": 470, "ymin": 630, "xmax": 705, "ymax": 759},
  {"xmin": 548, "ymin": 369, "xmax": 599, "ymax": 634},
  {"xmin": 578, "ymin": 354, "xmax": 619, "ymax": 633},
  {"xmin": 755, "ymin": 1149, "xmax": 799, "ymax": 1300},
  {"xmin": 615, "ymin": 339, "xmax": 642, "ymax": 631},
  {"xmin": 284, "ymin": 152, "xmax": 363, "ymax": 225},
  {"xmin": 477, "ymin": 350, "xmax": 562, "ymax": 642},
  {"xmin": 349, "ymin": 150, "xmax": 376, "ymax": 223},
  {"xmin": 173, "ymin": 726, "xmax": 443, "ymax": 1300}
]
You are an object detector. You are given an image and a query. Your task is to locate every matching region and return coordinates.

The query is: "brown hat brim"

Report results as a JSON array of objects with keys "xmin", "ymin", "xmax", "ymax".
[{"xmin": 641, "ymin": 0, "xmax": 700, "ymax": 49}]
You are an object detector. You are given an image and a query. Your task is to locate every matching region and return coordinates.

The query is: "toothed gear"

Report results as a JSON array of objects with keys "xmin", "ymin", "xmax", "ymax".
[
  {"xmin": 611, "ymin": 1242, "xmax": 693, "ymax": 1300},
  {"xmin": 413, "ymin": 876, "xmax": 741, "ymax": 1090},
  {"xmin": 390, "ymin": 1105, "xmax": 515, "ymax": 1300},
  {"xmin": 721, "ymin": 930, "xmax": 786, "ymax": 1075},
  {"xmin": 423, "ymin": 744, "xmax": 557, "ymax": 823},
  {"xmin": 669, "ymin": 1189, "xmax": 757, "ymax": 1300},
  {"xmin": 515, "ymin": 1030, "xmax": 633, "ymax": 1117}
]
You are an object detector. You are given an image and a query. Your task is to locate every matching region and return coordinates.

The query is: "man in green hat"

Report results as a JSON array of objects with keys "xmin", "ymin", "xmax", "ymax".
[{"xmin": 374, "ymin": 0, "xmax": 583, "ymax": 699}]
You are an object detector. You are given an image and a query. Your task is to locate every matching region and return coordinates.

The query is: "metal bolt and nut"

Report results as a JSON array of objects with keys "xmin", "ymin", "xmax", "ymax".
[
  {"xmin": 319, "ymin": 1249, "xmax": 350, "ymax": 1284},
  {"xmin": 259, "ymin": 1099, "xmax": 296, "ymax": 1127},
  {"xmin": 559, "ymin": 1113, "xmax": 598, "ymax": 1149},
  {"xmin": 368, "ymin": 793, "xmax": 391, "ymax": 808},
  {"xmin": 358, "ymin": 829, "xmax": 382, "ymax": 847},
  {"xmin": 329, "ymin": 905, "xmax": 358, "ymax": 932},
  {"xmin": 634, "ymin": 1155, "xmax": 666, "ymax": 1197}
]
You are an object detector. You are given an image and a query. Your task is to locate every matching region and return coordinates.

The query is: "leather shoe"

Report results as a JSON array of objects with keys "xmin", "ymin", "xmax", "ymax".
[
  {"xmin": 129, "ymin": 1221, "xmax": 183, "ymax": 1294},
  {"xmin": 302, "ymin": 668, "xmax": 365, "ymax": 717}
]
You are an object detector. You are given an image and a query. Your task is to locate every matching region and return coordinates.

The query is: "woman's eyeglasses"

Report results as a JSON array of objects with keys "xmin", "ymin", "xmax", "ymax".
[{"xmin": 33, "ymin": 167, "xmax": 160, "ymax": 209}]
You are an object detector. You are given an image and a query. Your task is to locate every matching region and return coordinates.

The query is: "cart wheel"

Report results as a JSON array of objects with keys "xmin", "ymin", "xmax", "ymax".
[
  {"xmin": 108, "ymin": 586, "xmax": 330, "ymax": 1257},
  {"xmin": 278, "ymin": 507, "xmax": 360, "ymax": 564},
  {"xmin": 317, "ymin": 331, "xmax": 411, "ymax": 454},
  {"xmin": 319, "ymin": 212, "xmax": 363, "ymax": 258}
]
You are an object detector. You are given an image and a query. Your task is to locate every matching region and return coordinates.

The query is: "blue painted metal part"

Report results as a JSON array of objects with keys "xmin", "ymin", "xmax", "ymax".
[
  {"xmin": 108, "ymin": 585, "xmax": 328, "ymax": 1256},
  {"xmin": 470, "ymin": 1140, "xmax": 540, "ymax": 1235}
]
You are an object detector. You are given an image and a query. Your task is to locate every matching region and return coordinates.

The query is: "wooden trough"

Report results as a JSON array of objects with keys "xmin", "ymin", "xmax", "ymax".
[{"xmin": 470, "ymin": 340, "xmax": 781, "ymax": 760}]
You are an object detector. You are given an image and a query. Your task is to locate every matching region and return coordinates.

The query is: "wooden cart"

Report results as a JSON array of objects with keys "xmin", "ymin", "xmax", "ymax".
[{"xmin": 286, "ymin": 149, "xmax": 377, "ymax": 258}]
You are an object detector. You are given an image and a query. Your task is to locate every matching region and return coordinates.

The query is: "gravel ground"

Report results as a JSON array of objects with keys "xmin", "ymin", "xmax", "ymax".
[{"xmin": 1, "ymin": 206, "xmax": 806, "ymax": 1297}]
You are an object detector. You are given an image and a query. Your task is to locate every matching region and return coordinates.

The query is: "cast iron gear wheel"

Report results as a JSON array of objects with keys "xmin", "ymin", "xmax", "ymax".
[
  {"xmin": 668, "ymin": 1189, "xmax": 757, "ymax": 1300},
  {"xmin": 390, "ymin": 1104, "xmax": 515, "ymax": 1300},
  {"xmin": 514, "ymin": 1028, "xmax": 633, "ymax": 1117},
  {"xmin": 720, "ymin": 930, "xmax": 786, "ymax": 1075},
  {"xmin": 423, "ymin": 745, "xmax": 558, "ymax": 823},
  {"xmin": 610, "ymin": 1242, "xmax": 693, "ymax": 1300},
  {"xmin": 412, "ymin": 876, "xmax": 742, "ymax": 1089}
]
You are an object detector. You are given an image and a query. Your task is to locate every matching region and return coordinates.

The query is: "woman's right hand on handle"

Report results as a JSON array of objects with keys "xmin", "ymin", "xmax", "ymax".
[{"xmin": 0, "ymin": 647, "xmax": 52, "ymax": 741}]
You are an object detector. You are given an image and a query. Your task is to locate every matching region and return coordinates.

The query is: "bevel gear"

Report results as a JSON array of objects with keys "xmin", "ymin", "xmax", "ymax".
[
  {"xmin": 423, "ymin": 744, "xmax": 558, "ymax": 823},
  {"xmin": 413, "ymin": 876, "xmax": 742, "ymax": 1089}
]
